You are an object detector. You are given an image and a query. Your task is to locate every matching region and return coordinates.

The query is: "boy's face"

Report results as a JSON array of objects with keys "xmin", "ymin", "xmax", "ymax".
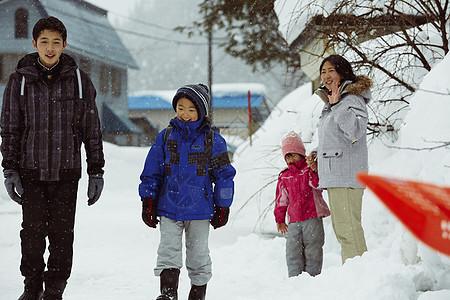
[
  {"xmin": 176, "ymin": 97, "xmax": 198, "ymax": 122},
  {"xmin": 32, "ymin": 29, "xmax": 66, "ymax": 68},
  {"xmin": 285, "ymin": 153, "xmax": 303, "ymax": 164}
]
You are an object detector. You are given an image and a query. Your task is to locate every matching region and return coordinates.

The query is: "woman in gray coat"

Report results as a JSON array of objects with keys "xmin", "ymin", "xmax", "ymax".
[{"xmin": 307, "ymin": 55, "xmax": 373, "ymax": 264}]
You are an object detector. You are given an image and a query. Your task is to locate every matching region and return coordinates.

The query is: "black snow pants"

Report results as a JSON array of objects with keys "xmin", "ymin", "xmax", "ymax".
[{"xmin": 20, "ymin": 179, "xmax": 79, "ymax": 287}]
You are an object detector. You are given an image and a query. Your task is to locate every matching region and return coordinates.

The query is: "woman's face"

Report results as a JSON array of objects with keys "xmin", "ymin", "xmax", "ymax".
[{"xmin": 320, "ymin": 61, "xmax": 342, "ymax": 91}]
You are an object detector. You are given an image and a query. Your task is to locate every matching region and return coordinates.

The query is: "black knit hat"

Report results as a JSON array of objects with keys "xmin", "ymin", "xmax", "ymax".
[{"xmin": 172, "ymin": 84, "xmax": 210, "ymax": 120}]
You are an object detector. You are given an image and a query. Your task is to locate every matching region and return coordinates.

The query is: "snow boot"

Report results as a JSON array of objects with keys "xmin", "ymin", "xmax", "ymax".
[
  {"xmin": 188, "ymin": 284, "xmax": 207, "ymax": 300},
  {"xmin": 18, "ymin": 290, "xmax": 43, "ymax": 300},
  {"xmin": 18, "ymin": 277, "xmax": 44, "ymax": 300},
  {"xmin": 42, "ymin": 280, "xmax": 66, "ymax": 300},
  {"xmin": 156, "ymin": 268, "xmax": 180, "ymax": 300}
]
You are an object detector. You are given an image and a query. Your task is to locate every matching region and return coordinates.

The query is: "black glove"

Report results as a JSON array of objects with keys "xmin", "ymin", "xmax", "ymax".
[
  {"xmin": 87, "ymin": 174, "xmax": 104, "ymax": 206},
  {"xmin": 4, "ymin": 169, "xmax": 23, "ymax": 205},
  {"xmin": 210, "ymin": 206, "xmax": 230, "ymax": 229},
  {"xmin": 142, "ymin": 197, "xmax": 159, "ymax": 228}
]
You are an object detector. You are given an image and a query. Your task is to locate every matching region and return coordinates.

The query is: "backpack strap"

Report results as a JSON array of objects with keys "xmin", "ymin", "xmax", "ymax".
[
  {"xmin": 19, "ymin": 75, "xmax": 26, "ymax": 112},
  {"xmin": 162, "ymin": 124, "xmax": 174, "ymax": 176},
  {"xmin": 74, "ymin": 68, "xmax": 83, "ymax": 128},
  {"xmin": 163, "ymin": 124, "xmax": 173, "ymax": 145},
  {"xmin": 74, "ymin": 68, "xmax": 84, "ymax": 130},
  {"xmin": 205, "ymin": 129, "xmax": 214, "ymax": 182}
]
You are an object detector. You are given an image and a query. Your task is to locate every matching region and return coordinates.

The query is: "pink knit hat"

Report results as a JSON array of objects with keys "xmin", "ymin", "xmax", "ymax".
[{"xmin": 281, "ymin": 131, "xmax": 306, "ymax": 158}]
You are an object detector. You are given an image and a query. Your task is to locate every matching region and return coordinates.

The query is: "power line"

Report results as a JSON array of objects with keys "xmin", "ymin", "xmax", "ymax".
[
  {"xmin": 46, "ymin": 6, "xmax": 224, "ymax": 46},
  {"xmin": 106, "ymin": 9, "xmax": 175, "ymax": 32},
  {"xmin": 114, "ymin": 27, "xmax": 217, "ymax": 46}
]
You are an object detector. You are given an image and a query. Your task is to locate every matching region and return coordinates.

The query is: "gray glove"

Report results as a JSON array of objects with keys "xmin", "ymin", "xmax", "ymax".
[
  {"xmin": 87, "ymin": 173, "xmax": 104, "ymax": 206},
  {"xmin": 4, "ymin": 169, "xmax": 23, "ymax": 205}
]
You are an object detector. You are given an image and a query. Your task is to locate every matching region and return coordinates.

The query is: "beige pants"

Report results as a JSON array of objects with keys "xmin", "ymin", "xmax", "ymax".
[{"xmin": 327, "ymin": 187, "xmax": 367, "ymax": 264}]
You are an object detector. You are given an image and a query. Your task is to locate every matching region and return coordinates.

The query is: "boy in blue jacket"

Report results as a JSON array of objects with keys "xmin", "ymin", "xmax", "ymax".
[{"xmin": 139, "ymin": 84, "xmax": 236, "ymax": 300}]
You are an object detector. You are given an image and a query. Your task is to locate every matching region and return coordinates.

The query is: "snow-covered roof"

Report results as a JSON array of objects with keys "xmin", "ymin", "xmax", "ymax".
[
  {"xmin": 128, "ymin": 83, "xmax": 267, "ymax": 111},
  {"xmin": 274, "ymin": 0, "xmax": 408, "ymax": 45}
]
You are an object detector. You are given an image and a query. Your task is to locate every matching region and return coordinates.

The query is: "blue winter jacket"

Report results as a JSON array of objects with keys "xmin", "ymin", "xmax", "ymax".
[{"xmin": 139, "ymin": 117, "xmax": 236, "ymax": 221}]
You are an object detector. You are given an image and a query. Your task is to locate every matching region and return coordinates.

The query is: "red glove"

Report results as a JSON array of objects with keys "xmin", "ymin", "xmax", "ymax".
[
  {"xmin": 210, "ymin": 206, "xmax": 230, "ymax": 229},
  {"xmin": 142, "ymin": 197, "xmax": 159, "ymax": 228}
]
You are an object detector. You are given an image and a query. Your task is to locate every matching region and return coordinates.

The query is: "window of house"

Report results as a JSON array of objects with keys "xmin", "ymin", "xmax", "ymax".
[
  {"xmin": 111, "ymin": 67, "xmax": 122, "ymax": 96},
  {"xmin": 99, "ymin": 64, "xmax": 109, "ymax": 94},
  {"xmin": 15, "ymin": 8, "xmax": 29, "ymax": 39},
  {"xmin": 79, "ymin": 58, "xmax": 91, "ymax": 77},
  {"xmin": 0, "ymin": 54, "xmax": 24, "ymax": 83}
]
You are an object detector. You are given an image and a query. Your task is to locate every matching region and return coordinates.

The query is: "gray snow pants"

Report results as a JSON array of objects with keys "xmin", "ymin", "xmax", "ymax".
[
  {"xmin": 154, "ymin": 216, "xmax": 212, "ymax": 286},
  {"xmin": 286, "ymin": 217, "xmax": 324, "ymax": 277}
]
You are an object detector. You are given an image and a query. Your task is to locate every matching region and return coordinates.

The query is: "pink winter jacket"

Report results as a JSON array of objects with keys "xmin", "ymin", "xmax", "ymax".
[{"xmin": 274, "ymin": 159, "xmax": 330, "ymax": 224}]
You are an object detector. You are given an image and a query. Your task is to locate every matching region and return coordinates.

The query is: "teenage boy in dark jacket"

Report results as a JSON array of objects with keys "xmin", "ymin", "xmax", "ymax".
[{"xmin": 1, "ymin": 16, "xmax": 105, "ymax": 300}]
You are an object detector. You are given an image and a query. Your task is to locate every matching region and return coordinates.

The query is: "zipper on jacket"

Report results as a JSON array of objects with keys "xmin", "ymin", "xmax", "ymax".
[
  {"xmin": 71, "ymin": 124, "xmax": 80, "ymax": 154},
  {"xmin": 20, "ymin": 127, "xmax": 30, "ymax": 159},
  {"xmin": 159, "ymin": 183, "xmax": 167, "ymax": 199},
  {"xmin": 47, "ymin": 85, "xmax": 53, "ymax": 176}
]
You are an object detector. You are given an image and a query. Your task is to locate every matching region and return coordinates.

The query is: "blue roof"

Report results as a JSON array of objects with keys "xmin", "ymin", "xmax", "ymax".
[
  {"xmin": 129, "ymin": 95, "xmax": 173, "ymax": 110},
  {"xmin": 129, "ymin": 93, "xmax": 265, "ymax": 111}
]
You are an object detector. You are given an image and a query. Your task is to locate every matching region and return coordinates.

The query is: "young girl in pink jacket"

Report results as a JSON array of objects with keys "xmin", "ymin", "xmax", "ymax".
[{"xmin": 274, "ymin": 131, "xmax": 330, "ymax": 277}]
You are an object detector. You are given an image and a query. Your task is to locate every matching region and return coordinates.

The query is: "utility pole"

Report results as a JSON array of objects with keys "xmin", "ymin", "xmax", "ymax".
[{"xmin": 208, "ymin": 30, "xmax": 213, "ymax": 122}]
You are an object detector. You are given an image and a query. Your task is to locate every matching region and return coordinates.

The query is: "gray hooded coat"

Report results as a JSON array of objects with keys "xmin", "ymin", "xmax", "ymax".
[{"xmin": 314, "ymin": 75, "xmax": 373, "ymax": 189}]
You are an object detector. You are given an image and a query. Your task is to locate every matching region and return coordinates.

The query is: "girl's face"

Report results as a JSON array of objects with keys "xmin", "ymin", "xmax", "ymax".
[
  {"xmin": 176, "ymin": 97, "xmax": 198, "ymax": 122},
  {"xmin": 320, "ymin": 61, "xmax": 342, "ymax": 91},
  {"xmin": 285, "ymin": 153, "xmax": 303, "ymax": 164}
]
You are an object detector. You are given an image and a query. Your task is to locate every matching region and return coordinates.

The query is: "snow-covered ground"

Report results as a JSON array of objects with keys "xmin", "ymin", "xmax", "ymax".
[{"xmin": 1, "ymin": 55, "xmax": 450, "ymax": 299}]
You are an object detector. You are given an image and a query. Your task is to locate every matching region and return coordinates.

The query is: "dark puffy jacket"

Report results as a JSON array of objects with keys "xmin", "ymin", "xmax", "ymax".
[
  {"xmin": 1, "ymin": 53, "xmax": 104, "ymax": 181},
  {"xmin": 139, "ymin": 117, "xmax": 236, "ymax": 221}
]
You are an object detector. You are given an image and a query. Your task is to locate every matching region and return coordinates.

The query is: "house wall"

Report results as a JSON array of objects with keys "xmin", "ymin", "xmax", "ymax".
[
  {"xmin": 299, "ymin": 38, "xmax": 335, "ymax": 82},
  {"xmin": 129, "ymin": 110, "xmax": 175, "ymax": 132},
  {"xmin": 70, "ymin": 53, "xmax": 129, "ymax": 123},
  {"xmin": 0, "ymin": 0, "xmax": 42, "ymax": 54},
  {"xmin": 0, "ymin": 0, "xmax": 42, "ymax": 96},
  {"xmin": 130, "ymin": 107, "xmax": 254, "ymax": 138},
  {"xmin": 210, "ymin": 108, "xmax": 252, "ymax": 137}
]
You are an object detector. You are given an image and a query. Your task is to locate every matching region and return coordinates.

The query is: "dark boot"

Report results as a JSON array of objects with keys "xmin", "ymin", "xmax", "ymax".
[
  {"xmin": 18, "ymin": 290, "xmax": 43, "ymax": 300},
  {"xmin": 156, "ymin": 268, "xmax": 180, "ymax": 300},
  {"xmin": 188, "ymin": 284, "xmax": 207, "ymax": 300},
  {"xmin": 43, "ymin": 280, "xmax": 66, "ymax": 300},
  {"xmin": 18, "ymin": 277, "xmax": 44, "ymax": 300}
]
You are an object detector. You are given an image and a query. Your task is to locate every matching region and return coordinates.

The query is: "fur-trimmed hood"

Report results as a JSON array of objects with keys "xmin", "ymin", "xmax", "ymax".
[{"xmin": 315, "ymin": 75, "xmax": 373, "ymax": 104}]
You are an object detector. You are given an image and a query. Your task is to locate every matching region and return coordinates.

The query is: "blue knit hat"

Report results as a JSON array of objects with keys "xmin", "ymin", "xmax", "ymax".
[{"xmin": 172, "ymin": 84, "xmax": 210, "ymax": 120}]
